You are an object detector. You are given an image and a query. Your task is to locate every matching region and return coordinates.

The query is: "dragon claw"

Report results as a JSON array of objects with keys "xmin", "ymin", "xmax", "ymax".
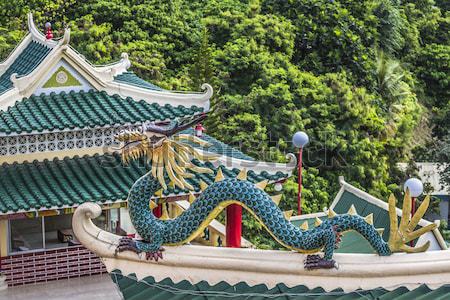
[
  {"xmin": 304, "ymin": 255, "xmax": 337, "ymax": 270},
  {"xmin": 145, "ymin": 247, "xmax": 165, "ymax": 261},
  {"xmin": 116, "ymin": 237, "xmax": 139, "ymax": 254},
  {"xmin": 116, "ymin": 238, "xmax": 165, "ymax": 261}
]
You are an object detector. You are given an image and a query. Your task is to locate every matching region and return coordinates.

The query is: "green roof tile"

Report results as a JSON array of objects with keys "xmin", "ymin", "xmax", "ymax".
[
  {"xmin": 111, "ymin": 270, "xmax": 450, "ymax": 300},
  {"xmin": 182, "ymin": 128, "xmax": 254, "ymax": 161},
  {"xmin": 114, "ymin": 72, "xmax": 164, "ymax": 91},
  {"xmin": 0, "ymin": 153, "xmax": 288, "ymax": 214},
  {"xmin": 0, "ymin": 41, "xmax": 51, "ymax": 94},
  {"xmin": 0, "ymin": 90, "xmax": 203, "ymax": 134}
]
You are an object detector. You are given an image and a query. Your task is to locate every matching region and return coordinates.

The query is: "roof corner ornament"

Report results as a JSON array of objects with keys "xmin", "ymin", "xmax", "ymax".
[
  {"xmin": 9, "ymin": 73, "xmax": 25, "ymax": 93},
  {"xmin": 45, "ymin": 22, "xmax": 54, "ymax": 40},
  {"xmin": 61, "ymin": 27, "xmax": 71, "ymax": 46},
  {"xmin": 285, "ymin": 153, "xmax": 297, "ymax": 170},
  {"xmin": 9, "ymin": 73, "xmax": 18, "ymax": 84},
  {"xmin": 200, "ymin": 83, "xmax": 213, "ymax": 101},
  {"xmin": 121, "ymin": 53, "xmax": 131, "ymax": 70},
  {"xmin": 27, "ymin": 12, "xmax": 58, "ymax": 47}
]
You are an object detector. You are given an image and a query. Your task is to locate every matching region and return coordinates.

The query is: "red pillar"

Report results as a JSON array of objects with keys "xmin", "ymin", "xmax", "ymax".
[
  {"xmin": 297, "ymin": 148, "xmax": 303, "ymax": 216},
  {"xmin": 153, "ymin": 204, "xmax": 162, "ymax": 218},
  {"xmin": 410, "ymin": 197, "xmax": 416, "ymax": 246},
  {"xmin": 226, "ymin": 204, "xmax": 242, "ymax": 248}
]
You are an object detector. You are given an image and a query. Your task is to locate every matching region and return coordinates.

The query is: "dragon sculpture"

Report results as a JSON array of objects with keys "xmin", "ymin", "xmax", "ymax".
[{"xmin": 115, "ymin": 113, "xmax": 436, "ymax": 269}]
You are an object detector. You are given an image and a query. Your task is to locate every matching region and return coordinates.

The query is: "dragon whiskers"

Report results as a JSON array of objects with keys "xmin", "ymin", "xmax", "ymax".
[{"xmin": 119, "ymin": 135, "xmax": 219, "ymax": 191}]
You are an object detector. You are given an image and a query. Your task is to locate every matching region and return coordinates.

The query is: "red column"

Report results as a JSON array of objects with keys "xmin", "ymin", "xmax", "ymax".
[
  {"xmin": 410, "ymin": 197, "xmax": 416, "ymax": 246},
  {"xmin": 297, "ymin": 148, "xmax": 303, "ymax": 216},
  {"xmin": 153, "ymin": 204, "xmax": 162, "ymax": 218},
  {"xmin": 226, "ymin": 204, "xmax": 242, "ymax": 248}
]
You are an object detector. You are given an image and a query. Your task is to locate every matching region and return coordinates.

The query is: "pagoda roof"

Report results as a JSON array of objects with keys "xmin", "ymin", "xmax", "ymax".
[
  {"xmin": 111, "ymin": 270, "xmax": 450, "ymax": 299},
  {"xmin": 0, "ymin": 13, "xmax": 212, "ymax": 112},
  {"xmin": 0, "ymin": 90, "xmax": 203, "ymax": 135},
  {"xmin": 291, "ymin": 177, "xmax": 447, "ymax": 251},
  {"xmin": 0, "ymin": 153, "xmax": 289, "ymax": 214},
  {"xmin": 0, "ymin": 41, "xmax": 51, "ymax": 94}
]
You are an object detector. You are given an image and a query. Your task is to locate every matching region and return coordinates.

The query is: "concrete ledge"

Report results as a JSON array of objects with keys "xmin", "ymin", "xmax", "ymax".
[{"xmin": 73, "ymin": 202, "xmax": 450, "ymax": 292}]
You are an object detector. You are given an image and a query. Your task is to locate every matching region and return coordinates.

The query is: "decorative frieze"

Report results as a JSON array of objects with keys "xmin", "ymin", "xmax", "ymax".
[{"xmin": 0, "ymin": 125, "xmax": 140, "ymax": 156}]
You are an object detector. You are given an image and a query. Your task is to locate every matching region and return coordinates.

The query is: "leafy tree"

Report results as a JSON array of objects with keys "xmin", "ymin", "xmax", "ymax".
[{"xmin": 0, "ymin": 0, "xmax": 447, "ymax": 248}]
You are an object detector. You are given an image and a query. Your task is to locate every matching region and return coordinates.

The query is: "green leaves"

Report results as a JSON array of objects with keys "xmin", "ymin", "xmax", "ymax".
[{"xmin": 0, "ymin": 0, "xmax": 447, "ymax": 248}]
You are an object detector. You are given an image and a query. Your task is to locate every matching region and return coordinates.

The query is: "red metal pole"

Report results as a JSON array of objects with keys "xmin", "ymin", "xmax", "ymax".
[
  {"xmin": 226, "ymin": 204, "xmax": 242, "ymax": 248},
  {"xmin": 153, "ymin": 204, "xmax": 162, "ymax": 218},
  {"xmin": 297, "ymin": 148, "xmax": 303, "ymax": 216},
  {"xmin": 410, "ymin": 197, "xmax": 416, "ymax": 246}
]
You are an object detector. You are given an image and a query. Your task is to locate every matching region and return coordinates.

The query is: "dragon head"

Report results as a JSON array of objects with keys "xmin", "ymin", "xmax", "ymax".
[{"xmin": 115, "ymin": 113, "xmax": 218, "ymax": 190}]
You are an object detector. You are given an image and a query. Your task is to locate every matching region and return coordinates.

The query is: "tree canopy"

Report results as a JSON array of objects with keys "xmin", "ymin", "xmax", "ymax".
[{"xmin": 0, "ymin": 0, "xmax": 448, "ymax": 246}]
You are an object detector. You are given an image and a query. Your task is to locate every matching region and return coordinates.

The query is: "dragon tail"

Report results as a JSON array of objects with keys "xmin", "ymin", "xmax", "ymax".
[{"xmin": 322, "ymin": 190, "xmax": 437, "ymax": 257}]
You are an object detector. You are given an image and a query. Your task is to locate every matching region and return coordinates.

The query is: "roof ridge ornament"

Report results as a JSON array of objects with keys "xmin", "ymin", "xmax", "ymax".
[
  {"xmin": 27, "ymin": 13, "xmax": 58, "ymax": 47},
  {"xmin": 110, "ymin": 53, "xmax": 131, "ymax": 77}
]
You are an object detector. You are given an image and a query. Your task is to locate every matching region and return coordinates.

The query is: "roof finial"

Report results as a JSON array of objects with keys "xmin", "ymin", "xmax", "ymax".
[{"xmin": 45, "ymin": 22, "xmax": 53, "ymax": 40}]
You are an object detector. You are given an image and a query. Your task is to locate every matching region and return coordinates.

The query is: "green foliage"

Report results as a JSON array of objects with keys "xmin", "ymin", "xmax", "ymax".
[{"xmin": 0, "ymin": 0, "xmax": 447, "ymax": 249}]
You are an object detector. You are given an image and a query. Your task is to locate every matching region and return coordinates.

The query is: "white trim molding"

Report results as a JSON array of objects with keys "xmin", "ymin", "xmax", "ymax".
[
  {"xmin": 73, "ymin": 202, "xmax": 450, "ymax": 292},
  {"xmin": 207, "ymin": 152, "xmax": 297, "ymax": 176},
  {"xmin": 0, "ymin": 35, "xmax": 32, "ymax": 75}
]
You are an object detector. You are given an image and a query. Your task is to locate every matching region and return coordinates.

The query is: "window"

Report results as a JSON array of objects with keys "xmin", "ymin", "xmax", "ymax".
[
  {"xmin": 44, "ymin": 214, "xmax": 75, "ymax": 249},
  {"xmin": 10, "ymin": 217, "xmax": 43, "ymax": 252},
  {"xmin": 92, "ymin": 209, "xmax": 108, "ymax": 231},
  {"xmin": 8, "ymin": 208, "xmax": 117, "ymax": 254}
]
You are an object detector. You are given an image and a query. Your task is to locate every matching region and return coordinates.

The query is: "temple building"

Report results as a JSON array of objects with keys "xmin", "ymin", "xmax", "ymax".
[{"xmin": 0, "ymin": 14, "xmax": 295, "ymax": 287}]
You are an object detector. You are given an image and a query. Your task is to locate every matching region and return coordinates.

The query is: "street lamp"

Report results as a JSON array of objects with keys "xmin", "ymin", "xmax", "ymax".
[
  {"xmin": 404, "ymin": 178, "xmax": 423, "ymax": 246},
  {"xmin": 293, "ymin": 131, "xmax": 309, "ymax": 215}
]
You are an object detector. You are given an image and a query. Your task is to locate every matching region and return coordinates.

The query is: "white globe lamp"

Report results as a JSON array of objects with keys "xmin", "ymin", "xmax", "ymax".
[
  {"xmin": 292, "ymin": 131, "xmax": 309, "ymax": 216},
  {"xmin": 404, "ymin": 178, "xmax": 423, "ymax": 198},
  {"xmin": 274, "ymin": 182, "xmax": 283, "ymax": 192},
  {"xmin": 292, "ymin": 131, "xmax": 309, "ymax": 148}
]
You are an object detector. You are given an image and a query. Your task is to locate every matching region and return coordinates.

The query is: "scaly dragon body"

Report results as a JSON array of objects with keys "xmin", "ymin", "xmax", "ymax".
[
  {"xmin": 115, "ymin": 114, "xmax": 436, "ymax": 269},
  {"xmin": 124, "ymin": 173, "xmax": 390, "ymax": 268}
]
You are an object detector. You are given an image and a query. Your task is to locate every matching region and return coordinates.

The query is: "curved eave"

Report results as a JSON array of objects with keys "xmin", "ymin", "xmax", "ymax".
[
  {"xmin": 27, "ymin": 13, "xmax": 68, "ymax": 48},
  {"xmin": 0, "ymin": 43, "xmax": 212, "ymax": 112},
  {"xmin": 204, "ymin": 151, "xmax": 297, "ymax": 176},
  {"xmin": 73, "ymin": 202, "xmax": 450, "ymax": 293}
]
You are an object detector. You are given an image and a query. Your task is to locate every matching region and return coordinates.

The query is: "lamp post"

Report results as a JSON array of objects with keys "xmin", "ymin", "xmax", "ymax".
[
  {"xmin": 404, "ymin": 178, "xmax": 423, "ymax": 246},
  {"xmin": 292, "ymin": 131, "xmax": 309, "ymax": 215}
]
